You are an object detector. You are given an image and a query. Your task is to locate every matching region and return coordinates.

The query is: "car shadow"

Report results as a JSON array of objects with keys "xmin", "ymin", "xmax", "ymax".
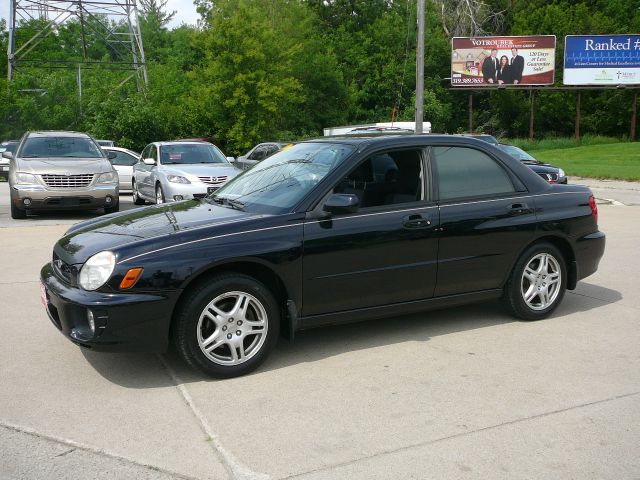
[{"xmin": 82, "ymin": 281, "xmax": 622, "ymax": 389}]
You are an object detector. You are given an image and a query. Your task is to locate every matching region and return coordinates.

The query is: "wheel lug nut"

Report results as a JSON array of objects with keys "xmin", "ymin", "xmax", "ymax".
[
  {"xmin": 222, "ymin": 326, "xmax": 227, "ymax": 331},
  {"xmin": 228, "ymin": 318, "xmax": 234, "ymax": 323},
  {"xmin": 226, "ymin": 333, "xmax": 232, "ymax": 339},
  {"xmin": 237, "ymin": 320, "xmax": 243, "ymax": 326},
  {"xmin": 236, "ymin": 330, "xmax": 241, "ymax": 336}
]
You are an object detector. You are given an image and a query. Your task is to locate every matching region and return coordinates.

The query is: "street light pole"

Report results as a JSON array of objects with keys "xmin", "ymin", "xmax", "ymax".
[{"xmin": 415, "ymin": 0, "xmax": 425, "ymax": 134}]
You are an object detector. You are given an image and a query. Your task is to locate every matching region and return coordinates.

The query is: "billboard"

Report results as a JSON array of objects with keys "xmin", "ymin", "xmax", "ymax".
[
  {"xmin": 564, "ymin": 35, "xmax": 640, "ymax": 85},
  {"xmin": 451, "ymin": 36, "xmax": 556, "ymax": 87}
]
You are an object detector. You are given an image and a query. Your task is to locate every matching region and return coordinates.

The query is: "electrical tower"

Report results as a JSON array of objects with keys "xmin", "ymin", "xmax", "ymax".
[{"xmin": 7, "ymin": 0, "xmax": 148, "ymax": 92}]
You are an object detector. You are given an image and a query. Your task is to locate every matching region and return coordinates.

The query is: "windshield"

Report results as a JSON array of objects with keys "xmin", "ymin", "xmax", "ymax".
[
  {"xmin": 210, "ymin": 142, "xmax": 356, "ymax": 214},
  {"xmin": 160, "ymin": 144, "xmax": 227, "ymax": 165},
  {"xmin": 19, "ymin": 136, "xmax": 104, "ymax": 159},
  {"xmin": 500, "ymin": 145, "xmax": 536, "ymax": 162}
]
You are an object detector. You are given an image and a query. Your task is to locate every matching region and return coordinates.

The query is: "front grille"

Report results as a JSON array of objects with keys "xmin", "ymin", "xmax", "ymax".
[
  {"xmin": 52, "ymin": 252, "xmax": 78, "ymax": 285},
  {"xmin": 198, "ymin": 175, "xmax": 228, "ymax": 185},
  {"xmin": 41, "ymin": 174, "xmax": 94, "ymax": 188},
  {"xmin": 538, "ymin": 172, "xmax": 559, "ymax": 182}
]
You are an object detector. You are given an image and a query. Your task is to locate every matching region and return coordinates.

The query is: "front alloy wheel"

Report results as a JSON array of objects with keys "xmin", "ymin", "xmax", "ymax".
[
  {"xmin": 156, "ymin": 184, "xmax": 165, "ymax": 204},
  {"xmin": 174, "ymin": 274, "xmax": 280, "ymax": 378},
  {"xmin": 503, "ymin": 242, "xmax": 567, "ymax": 320},
  {"xmin": 197, "ymin": 291, "xmax": 268, "ymax": 366}
]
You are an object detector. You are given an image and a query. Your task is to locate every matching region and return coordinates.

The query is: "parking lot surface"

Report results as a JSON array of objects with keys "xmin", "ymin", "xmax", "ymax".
[{"xmin": 1, "ymin": 180, "xmax": 639, "ymax": 479}]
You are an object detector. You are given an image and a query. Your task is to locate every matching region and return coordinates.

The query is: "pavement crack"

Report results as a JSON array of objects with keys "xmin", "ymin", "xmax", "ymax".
[
  {"xmin": 0, "ymin": 421, "xmax": 200, "ymax": 480},
  {"xmin": 157, "ymin": 354, "xmax": 270, "ymax": 480},
  {"xmin": 282, "ymin": 390, "xmax": 640, "ymax": 479}
]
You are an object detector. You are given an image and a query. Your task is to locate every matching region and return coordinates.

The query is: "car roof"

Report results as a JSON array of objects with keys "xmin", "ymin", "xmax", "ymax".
[
  {"xmin": 27, "ymin": 131, "xmax": 92, "ymax": 138},
  {"xmin": 154, "ymin": 140, "xmax": 212, "ymax": 146},
  {"xmin": 300, "ymin": 133, "xmax": 494, "ymax": 148}
]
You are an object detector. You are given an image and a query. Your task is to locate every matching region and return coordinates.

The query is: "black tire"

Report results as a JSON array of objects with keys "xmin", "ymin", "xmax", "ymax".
[
  {"xmin": 155, "ymin": 183, "xmax": 165, "ymax": 204},
  {"xmin": 503, "ymin": 242, "xmax": 567, "ymax": 321},
  {"xmin": 104, "ymin": 203, "xmax": 119, "ymax": 214},
  {"xmin": 132, "ymin": 180, "xmax": 145, "ymax": 205},
  {"xmin": 10, "ymin": 202, "xmax": 27, "ymax": 219},
  {"xmin": 173, "ymin": 274, "xmax": 280, "ymax": 378}
]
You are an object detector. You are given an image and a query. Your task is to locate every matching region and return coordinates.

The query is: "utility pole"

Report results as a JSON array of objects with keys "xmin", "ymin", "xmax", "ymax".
[{"xmin": 415, "ymin": 0, "xmax": 425, "ymax": 134}]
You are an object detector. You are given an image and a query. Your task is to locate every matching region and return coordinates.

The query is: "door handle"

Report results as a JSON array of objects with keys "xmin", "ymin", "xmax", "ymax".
[
  {"xmin": 507, "ymin": 203, "xmax": 529, "ymax": 215},
  {"xmin": 402, "ymin": 214, "xmax": 432, "ymax": 229}
]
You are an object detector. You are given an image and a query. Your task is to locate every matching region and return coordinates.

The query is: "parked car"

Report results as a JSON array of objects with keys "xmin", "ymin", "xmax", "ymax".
[
  {"xmin": 96, "ymin": 140, "xmax": 115, "ymax": 147},
  {"xmin": 132, "ymin": 141, "xmax": 240, "ymax": 205},
  {"xmin": 6, "ymin": 131, "xmax": 119, "ymax": 219},
  {"xmin": 235, "ymin": 142, "xmax": 286, "ymax": 170},
  {"xmin": 498, "ymin": 144, "xmax": 567, "ymax": 184},
  {"xmin": 41, "ymin": 135, "xmax": 605, "ymax": 378},
  {"xmin": 102, "ymin": 146, "xmax": 140, "ymax": 192},
  {"xmin": 461, "ymin": 134, "xmax": 499, "ymax": 145},
  {"xmin": 0, "ymin": 140, "xmax": 19, "ymax": 179}
]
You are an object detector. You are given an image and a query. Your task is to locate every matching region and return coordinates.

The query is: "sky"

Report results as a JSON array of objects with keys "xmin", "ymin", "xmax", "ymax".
[{"xmin": 0, "ymin": 0, "xmax": 199, "ymax": 28}]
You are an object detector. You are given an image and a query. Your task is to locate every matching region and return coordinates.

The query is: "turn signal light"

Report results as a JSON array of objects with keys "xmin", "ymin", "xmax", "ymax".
[{"xmin": 119, "ymin": 268, "xmax": 143, "ymax": 289}]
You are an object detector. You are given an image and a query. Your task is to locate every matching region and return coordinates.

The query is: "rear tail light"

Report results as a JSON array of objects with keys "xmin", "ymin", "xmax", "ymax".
[{"xmin": 588, "ymin": 195, "xmax": 598, "ymax": 225}]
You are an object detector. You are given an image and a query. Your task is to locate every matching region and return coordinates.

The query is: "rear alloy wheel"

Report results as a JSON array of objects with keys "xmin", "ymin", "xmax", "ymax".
[
  {"xmin": 155, "ymin": 183, "xmax": 165, "ymax": 204},
  {"xmin": 173, "ymin": 274, "xmax": 280, "ymax": 378},
  {"xmin": 10, "ymin": 202, "xmax": 27, "ymax": 219},
  {"xmin": 503, "ymin": 242, "xmax": 567, "ymax": 320},
  {"xmin": 132, "ymin": 180, "xmax": 145, "ymax": 205}
]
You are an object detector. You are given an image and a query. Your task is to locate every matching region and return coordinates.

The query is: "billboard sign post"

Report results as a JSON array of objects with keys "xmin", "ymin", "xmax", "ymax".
[
  {"xmin": 564, "ymin": 35, "xmax": 640, "ymax": 85},
  {"xmin": 451, "ymin": 35, "xmax": 556, "ymax": 87}
]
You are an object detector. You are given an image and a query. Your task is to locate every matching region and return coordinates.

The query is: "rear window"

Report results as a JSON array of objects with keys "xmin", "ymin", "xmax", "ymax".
[{"xmin": 19, "ymin": 136, "xmax": 103, "ymax": 159}]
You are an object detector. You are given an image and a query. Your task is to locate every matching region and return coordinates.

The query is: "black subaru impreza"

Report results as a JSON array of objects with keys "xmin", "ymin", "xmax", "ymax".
[{"xmin": 41, "ymin": 135, "xmax": 605, "ymax": 378}]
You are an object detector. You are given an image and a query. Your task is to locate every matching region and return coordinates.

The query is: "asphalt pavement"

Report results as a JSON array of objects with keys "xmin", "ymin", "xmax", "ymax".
[{"xmin": 1, "ymin": 179, "xmax": 639, "ymax": 479}]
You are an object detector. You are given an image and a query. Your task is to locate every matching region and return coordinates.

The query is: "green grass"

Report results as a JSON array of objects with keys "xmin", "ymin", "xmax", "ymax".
[
  {"xmin": 504, "ymin": 134, "xmax": 622, "ymax": 151},
  {"xmin": 531, "ymin": 142, "xmax": 640, "ymax": 181}
]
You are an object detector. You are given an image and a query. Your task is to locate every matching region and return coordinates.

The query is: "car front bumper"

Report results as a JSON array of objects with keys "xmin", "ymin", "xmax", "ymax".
[
  {"xmin": 40, "ymin": 263, "xmax": 179, "ymax": 352},
  {"xmin": 161, "ymin": 180, "xmax": 223, "ymax": 202},
  {"xmin": 11, "ymin": 184, "xmax": 119, "ymax": 210}
]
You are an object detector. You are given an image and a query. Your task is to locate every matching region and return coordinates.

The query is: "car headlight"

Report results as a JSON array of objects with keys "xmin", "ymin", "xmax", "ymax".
[
  {"xmin": 79, "ymin": 251, "xmax": 116, "ymax": 291},
  {"xmin": 97, "ymin": 171, "xmax": 118, "ymax": 184},
  {"xmin": 14, "ymin": 172, "xmax": 38, "ymax": 184},
  {"xmin": 167, "ymin": 175, "xmax": 191, "ymax": 184},
  {"xmin": 558, "ymin": 168, "xmax": 566, "ymax": 178}
]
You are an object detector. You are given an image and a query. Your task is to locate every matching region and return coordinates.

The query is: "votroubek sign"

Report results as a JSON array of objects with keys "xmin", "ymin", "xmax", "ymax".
[
  {"xmin": 564, "ymin": 35, "xmax": 640, "ymax": 85},
  {"xmin": 451, "ymin": 36, "xmax": 556, "ymax": 87}
]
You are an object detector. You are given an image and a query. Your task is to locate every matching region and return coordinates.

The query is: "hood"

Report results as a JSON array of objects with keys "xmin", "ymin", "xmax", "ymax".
[
  {"xmin": 56, "ymin": 200, "xmax": 264, "ymax": 264},
  {"xmin": 522, "ymin": 161, "xmax": 559, "ymax": 174},
  {"xmin": 17, "ymin": 157, "xmax": 113, "ymax": 175},
  {"xmin": 160, "ymin": 163, "xmax": 241, "ymax": 178}
]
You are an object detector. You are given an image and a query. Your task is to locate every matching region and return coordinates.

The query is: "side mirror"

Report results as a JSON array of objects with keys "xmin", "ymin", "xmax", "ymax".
[
  {"xmin": 106, "ymin": 151, "xmax": 117, "ymax": 160},
  {"xmin": 323, "ymin": 193, "xmax": 360, "ymax": 215},
  {"xmin": 142, "ymin": 158, "xmax": 156, "ymax": 166},
  {"xmin": 2, "ymin": 151, "xmax": 13, "ymax": 159},
  {"xmin": 226, "ymin": 156, "xmax": 235, "ymax": 163}
]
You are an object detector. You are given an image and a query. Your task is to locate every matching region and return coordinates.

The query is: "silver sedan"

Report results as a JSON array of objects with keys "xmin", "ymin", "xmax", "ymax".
[
  {"xmin": 102, "ymin": 146, "xmax": 140, "ymax": 192},
  {"xmin": 132, "ymin": 141, "xmax": 241, "ymax": 204}
]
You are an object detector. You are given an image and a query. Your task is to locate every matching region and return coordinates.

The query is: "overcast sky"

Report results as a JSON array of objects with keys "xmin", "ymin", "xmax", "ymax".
[{"xmin": 0, "ymin": 0, "xmax": 199, "ymax": 28}]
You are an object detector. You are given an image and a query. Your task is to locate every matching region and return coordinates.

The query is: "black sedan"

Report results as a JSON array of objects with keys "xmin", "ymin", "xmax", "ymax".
[
  {"xmin": 499, "ymin": 144, "xmax": 567, "ymax": 184},
  {"xmin": 41, "ymin": 135, "xmax": 605, "ymax": 378}
]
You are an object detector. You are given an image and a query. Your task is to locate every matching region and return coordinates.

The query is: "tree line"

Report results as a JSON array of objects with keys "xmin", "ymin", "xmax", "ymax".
[{"xmin": 1, "ymin": 0, "xmax": 638, "ymax": 155}]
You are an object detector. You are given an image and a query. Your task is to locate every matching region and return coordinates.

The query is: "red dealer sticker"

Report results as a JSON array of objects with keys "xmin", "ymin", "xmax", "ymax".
[{"xmin": 40, "ymin": 281, "xmax": 47, "ymax": 308}]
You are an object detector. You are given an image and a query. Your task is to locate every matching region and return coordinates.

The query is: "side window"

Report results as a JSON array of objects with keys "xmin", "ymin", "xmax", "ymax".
[
  {"xmin": 150, "ymin": 146, "xmax": 158, "ymax": 162},
  {"xmin": 249, "ymin": 146, "xmax": 268, "ymax": 161},
  {"xmin": 111, "ymin": 152, "xmax": 138, "ymax": 166},
  {"xmin": 433, "ymin": 146, "xmax": 515, "ymax": 200},
  {"xmin": 265, "ymin": 144, "xmax": 280, "ymax": 157},
  {"xmin": 334, "ymin": 149, "xmax": 423, "ymax": 209},
  {"xmin": 141, "ymin": 145, "xmax": 151, "ymax": 161}
]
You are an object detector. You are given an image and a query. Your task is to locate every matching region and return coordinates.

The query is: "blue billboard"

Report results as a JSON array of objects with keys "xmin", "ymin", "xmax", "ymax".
[{"xmin": 564, "ymin": 35, "xmax": 640, "ymax": 85}]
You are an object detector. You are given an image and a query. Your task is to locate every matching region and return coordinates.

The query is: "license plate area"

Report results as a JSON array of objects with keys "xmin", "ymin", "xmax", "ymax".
[
  {"xmin": 40, "ymin": 281, "xmax": 47, "ymax": 307},
  {"xmin": 207, "ymin": 186, "xmax": 218, "ymax": 194}
]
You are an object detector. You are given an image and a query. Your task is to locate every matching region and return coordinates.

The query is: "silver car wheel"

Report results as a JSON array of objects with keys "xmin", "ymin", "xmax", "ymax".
[
  {"xmin": 197, "ymin": 291, "xmax": 268, "ymax": 366},
  {"xmin": 520, "ymin": 253, "xmax": 561, "ymax": 311}
]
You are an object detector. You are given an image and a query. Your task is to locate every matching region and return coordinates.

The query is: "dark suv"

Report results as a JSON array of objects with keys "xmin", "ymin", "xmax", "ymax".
[{"xmin": 41, "ymin": 135, "xmax": 605, "ymax": 378}]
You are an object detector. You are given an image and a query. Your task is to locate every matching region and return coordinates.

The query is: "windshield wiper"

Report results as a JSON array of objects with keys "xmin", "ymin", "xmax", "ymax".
[{"xmin": 209, "ymin": 195, "xmax": 245, "ymax": 211}]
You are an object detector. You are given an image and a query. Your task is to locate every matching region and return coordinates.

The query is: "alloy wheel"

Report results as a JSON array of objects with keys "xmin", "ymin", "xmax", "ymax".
[
  {"xmin": 520, "ymin": 253, "xmax": 562, "ymax": 311},
  {"xmin": 197, "ymin": 291, "xmax": 268, "ymax": 366}
]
